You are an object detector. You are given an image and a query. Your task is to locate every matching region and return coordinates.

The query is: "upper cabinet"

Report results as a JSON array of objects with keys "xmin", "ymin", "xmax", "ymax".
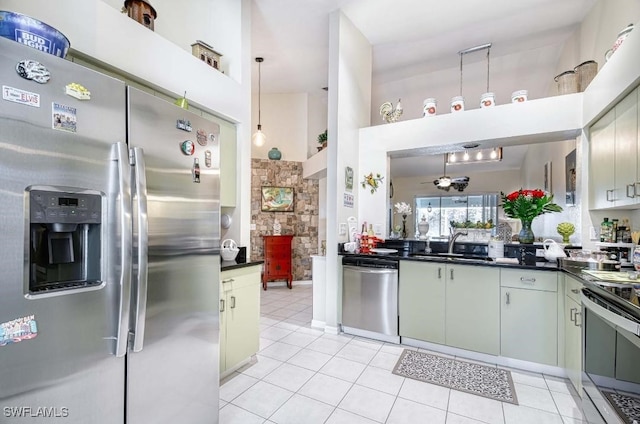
[
  {"xmin": 589, "ymin": 88, "xmax": 639, "ymax": 209},
  {"xmin": 615, "ymin": 90, "xmax": 639, "ymax": 206},
  {"xmin": 589, "ymin": 108, "xmax": 616, "ymax": 209}
]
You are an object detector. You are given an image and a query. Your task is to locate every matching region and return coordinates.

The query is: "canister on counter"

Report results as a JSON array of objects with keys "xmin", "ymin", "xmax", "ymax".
[
  {"xmin": 480, "ymin": 92, "xmax": 495, "ymax": 108},
  {"xmin": 450, "ymin": 96, "xmax": 465, "ymax": 113},
  {"xmin": 511, "ymin": 90, "xmax": 528, "ymax": 103},
  {"xmin": 423, "ymin": 98, "xmax": 437, "ymax": 117}
]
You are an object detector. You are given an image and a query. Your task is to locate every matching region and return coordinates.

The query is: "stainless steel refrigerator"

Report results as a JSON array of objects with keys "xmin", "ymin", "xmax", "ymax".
[{"xmin": 0, "ymin": 37, "xmax": 220, "ymax": 423}]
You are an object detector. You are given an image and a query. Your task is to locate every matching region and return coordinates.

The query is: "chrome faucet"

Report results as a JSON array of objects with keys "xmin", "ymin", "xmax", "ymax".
[{"xmin": 448, "ymin": 230, "xmax": 468, "ymax": 254}]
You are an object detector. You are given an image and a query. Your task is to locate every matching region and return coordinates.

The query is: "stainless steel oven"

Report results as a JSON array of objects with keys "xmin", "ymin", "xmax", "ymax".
[{"xmin": 581, "ymin": 280, "xmax": 640, "ymax": 424}]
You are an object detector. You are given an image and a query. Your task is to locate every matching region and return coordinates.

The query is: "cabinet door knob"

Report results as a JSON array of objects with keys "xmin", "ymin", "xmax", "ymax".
[
  {"xmin": 570, "ymin": 307, "xmax": 577, "ymax": 323},
  {"xmin": 230, "ymin": 296, "xmax": 236, "ymax": 309},
  {"xmin": 450, "ymin": 269, "xmax": 454, "ymax": 280},
  {"xmin": 574, "ymin": 311, "xmax": 582, "ymax": 327},
  {"xmin": 571, "ymin": 288, "xmax": 579, "ymax": 294},
  {"xmin": 506, "ymin": 292, "xmax": 510, "ymax": 305},
  {"xmin": 627, "ymin": 184, "xmax": 637, "ymax": 198},
  {"xmin": 220, "ymin": 299, "xmax": 225, "ymax": 312},
  {"xmin": 520, "ymin": 277, "xmax": 536, "ymax": 283},
  {"xmin": 222, "ymin": 278, "xmax": 235, "ymax": 284},
  {"xmin": 438, "ymin": 268, "xmax": 442, "ymax": 279}
]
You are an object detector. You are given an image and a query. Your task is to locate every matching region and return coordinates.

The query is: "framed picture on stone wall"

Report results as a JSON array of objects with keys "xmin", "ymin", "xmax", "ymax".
[{"xmin": 261, "ymin": 186, "xmax": 295, "ymax": 212}]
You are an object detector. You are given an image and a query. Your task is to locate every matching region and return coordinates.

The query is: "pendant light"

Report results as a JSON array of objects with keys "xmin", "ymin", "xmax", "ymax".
[{"xmin": 252, "ymin": 57, "xmax": 266, "ymax": 147}]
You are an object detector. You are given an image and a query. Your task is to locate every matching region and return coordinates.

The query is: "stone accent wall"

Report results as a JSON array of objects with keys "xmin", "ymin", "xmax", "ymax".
[{"xmin": 251, "ymin": 159, "xmax": 319, "ymax": 280}]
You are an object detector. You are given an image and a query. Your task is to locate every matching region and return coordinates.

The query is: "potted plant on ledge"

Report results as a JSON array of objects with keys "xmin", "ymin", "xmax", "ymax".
[{"xmin": 317, "ymin": 129, "xmax": 327, "ymax": 151}]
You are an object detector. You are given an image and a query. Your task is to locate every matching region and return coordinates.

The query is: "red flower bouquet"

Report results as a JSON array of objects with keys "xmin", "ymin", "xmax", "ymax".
[{"xmin": 500, "ymin": 189, "xmax": 562, "ymax": 243}]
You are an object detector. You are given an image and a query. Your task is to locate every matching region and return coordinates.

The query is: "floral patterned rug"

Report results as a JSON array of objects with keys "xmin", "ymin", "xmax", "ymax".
[
  {"xmin": 601, "ymin": 389, "xmax": 640, "ymax": 424},
  {"xmin": 392, "ymin": 349, "xmax": 518, "ymax": 405}
]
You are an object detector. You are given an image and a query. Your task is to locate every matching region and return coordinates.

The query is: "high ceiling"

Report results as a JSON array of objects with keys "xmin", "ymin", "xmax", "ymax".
[
  {"xmin": 251, "ymin": 0, "xmax": 597, "ymax": 177},
  {"xmin": 251, "ymin": 0, "xmax": 596, "ymax": 94}
]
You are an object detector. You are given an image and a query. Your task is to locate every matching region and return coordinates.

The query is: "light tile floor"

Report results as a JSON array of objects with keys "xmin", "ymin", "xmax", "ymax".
[{"xmin": 220, "ymin": 283, "xmax": 587, "ymax": 424}]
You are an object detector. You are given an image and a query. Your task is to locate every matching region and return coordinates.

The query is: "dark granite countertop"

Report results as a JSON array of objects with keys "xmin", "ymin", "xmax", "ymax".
[
  {"xmin": 339, "ymin": 252, "xmax": 559, "ymax": 272},
  {"xmin": 221, "ymin": 260, "xmax": 264, "ymax": 272}
]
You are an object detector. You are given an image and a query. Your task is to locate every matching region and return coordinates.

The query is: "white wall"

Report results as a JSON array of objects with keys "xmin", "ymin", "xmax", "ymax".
[
  {"xmin": 251, "ymin": 93, "xmax": 309, "ymax": 161},
  {"xmin": 101, "ymin": 0, "xmax": 243, "ymax": 81},
  {"xmin": 553, "ymin": 0, "xmax": 640, "ymax": 88},
  {"xmin": 324, "ymin": 11, "xmax": 372, "ymax": 332},
  {"xmin": 373, "ymin": 46, "xmax": 560, "ymax": 124},
  {"xmin": 519, "ymin": 140, "xmax": 581, "ymax": 243},
  {"xmin": 307, "ymin": 92, "xmax": 329, "ymax": 158}
]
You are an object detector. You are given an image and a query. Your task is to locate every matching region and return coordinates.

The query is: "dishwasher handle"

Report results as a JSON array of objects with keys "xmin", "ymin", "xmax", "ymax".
[{"xmin": 343, "ymin": 265, "xmax": 398, "ymax": 274}]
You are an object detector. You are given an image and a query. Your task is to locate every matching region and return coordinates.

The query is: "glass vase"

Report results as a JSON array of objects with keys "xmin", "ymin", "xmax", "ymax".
[{"xmin": 519, "ymin": 219, "xmax": 535, "ymax": 244}]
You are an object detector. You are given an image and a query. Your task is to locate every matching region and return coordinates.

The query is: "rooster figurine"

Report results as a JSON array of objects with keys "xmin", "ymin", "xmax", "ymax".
[{"xmin": 380, "ymin": 98, "xmax": 403, "ymax": 123}]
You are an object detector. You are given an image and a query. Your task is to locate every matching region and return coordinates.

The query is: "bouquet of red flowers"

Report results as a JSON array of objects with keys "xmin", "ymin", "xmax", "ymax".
[{"xmin": 500, "ymin": 189, "xmax": 562, "ymax": 222}]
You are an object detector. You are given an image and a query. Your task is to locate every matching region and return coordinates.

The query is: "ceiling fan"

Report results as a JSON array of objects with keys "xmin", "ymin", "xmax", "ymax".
[{"xmin": 423, "ymin": 154, "xmax": 470, "ymax": 192}]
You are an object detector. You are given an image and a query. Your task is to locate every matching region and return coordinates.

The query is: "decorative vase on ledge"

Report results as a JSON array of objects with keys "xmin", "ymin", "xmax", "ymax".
[
  {"xmin": 519, "ymin": 219, "xmax": 535, "ymax": 244},
  {"xmin": 418, "ymin": 215, "xmax": 429, "ymax": 239},
  {"xmin": 268, "ymin": 147, "xmax": 282, "ymax": 160}
]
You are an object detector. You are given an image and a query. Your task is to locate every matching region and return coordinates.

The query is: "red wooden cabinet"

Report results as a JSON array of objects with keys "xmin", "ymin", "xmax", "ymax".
[{"xmin": 262, "ymin": 235, "xmax": 293, "ymax": 290}]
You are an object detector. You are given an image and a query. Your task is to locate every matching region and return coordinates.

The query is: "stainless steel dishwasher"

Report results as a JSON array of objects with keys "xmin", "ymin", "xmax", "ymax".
[{"xmin": 342, "ymin": 256, "xmax": 399, "ymax": 343}]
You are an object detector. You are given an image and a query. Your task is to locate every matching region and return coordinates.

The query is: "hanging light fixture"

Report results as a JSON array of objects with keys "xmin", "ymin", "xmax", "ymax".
[
  {"xmin": 446, "ymin": 147, "xmax": 502, "ymax": 164},
  {"xmin": 252, "ymin": 57, "xmax": 266, "ymax": 147},
  {"xmin": 434, "ymin": 155, "xmax": 469, "ymax": 192}
]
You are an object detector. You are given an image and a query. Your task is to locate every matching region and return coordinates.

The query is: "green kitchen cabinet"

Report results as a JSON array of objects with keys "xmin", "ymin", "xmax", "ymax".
[
  {"xmin": 614, "ymin": 88, "xmax": 638, "ymax": 207},
  {"xmin": 220, "ymin": 265, "xmax": 261, "ymax": 375},
  {"xmin": 564, "ymin": 275, "xmax": 583, "ymax": 394},
  {"xmin": 445, "ymin": 264, "xmax": 500, "ymax": 355},
  {"xmin": 589, "ymin": 87, "xmax": 640, "ymax": 209},
  {"xmin": 500, "ymin": 269, "xmax": 558, "ymax": 366},
  {"xmin": 399, "ymin": 261, "xmax": 446, "ymax": 344},
  {"xmin": 589, "ymin": 107, "xmax": 616, "ymax": 209}
]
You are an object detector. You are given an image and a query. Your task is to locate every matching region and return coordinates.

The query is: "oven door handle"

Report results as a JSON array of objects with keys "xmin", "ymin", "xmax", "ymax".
[{"xmin": 581, "ymin": 290, "xmax": 640, "ymax": 337}]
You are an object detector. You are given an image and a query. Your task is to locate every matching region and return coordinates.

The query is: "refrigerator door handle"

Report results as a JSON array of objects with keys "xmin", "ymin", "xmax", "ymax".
[
  {"xmin": 114, "ymin": 142, "xmax": 133, "ymax": 358},
  {"xmin": 131, "ymin": 147, "xmax": 149, "ymax": 353}
]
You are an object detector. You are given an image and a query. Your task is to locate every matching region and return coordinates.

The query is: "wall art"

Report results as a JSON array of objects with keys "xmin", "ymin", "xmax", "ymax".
[{"xmin": 261, "ymin": 186, "xmax": 294, "ymax": 212}]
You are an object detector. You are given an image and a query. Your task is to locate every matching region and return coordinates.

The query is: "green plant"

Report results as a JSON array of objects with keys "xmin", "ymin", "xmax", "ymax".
[{"xmin": 317, "ymin": 129, "xmax": 327, "ymax": 144}]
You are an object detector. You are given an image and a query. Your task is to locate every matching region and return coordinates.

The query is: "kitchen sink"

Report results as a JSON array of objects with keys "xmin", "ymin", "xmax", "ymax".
[{"xmin": 409, "ymin": 252, "xmax": 494, "ymax": 262}]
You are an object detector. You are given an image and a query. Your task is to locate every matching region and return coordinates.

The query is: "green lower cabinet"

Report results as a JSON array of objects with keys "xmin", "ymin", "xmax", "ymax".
[
  {"xmin": 445, "ymin": 265, "xmax": 500, "ymax": 355},
  {"xmin": 399, "ymin": 261, "xmax": 446, "ymax": 344},
  {"xmin": 500, "ymin": 287, "xmax": 558, "ymax": 365},
  {"xmin": 220, "ymin": 266, "xmax": 261, "ymax": 375}
]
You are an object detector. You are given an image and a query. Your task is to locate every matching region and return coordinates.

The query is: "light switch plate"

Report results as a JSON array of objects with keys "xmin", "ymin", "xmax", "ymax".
[
  {"xmin": 374, "ymin": 224, "xmax": 382, "ymax": 235},
  {"xmin": 589, "ymin": 226, "xmax": 597, "ymax": 240},
  {"xmin": 250, "ymin": 223, "xmax": 256, "ymax": 231},
  {"xmin": 339, "ymin": 223, "xmax": 347, "ymax": 235}
]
